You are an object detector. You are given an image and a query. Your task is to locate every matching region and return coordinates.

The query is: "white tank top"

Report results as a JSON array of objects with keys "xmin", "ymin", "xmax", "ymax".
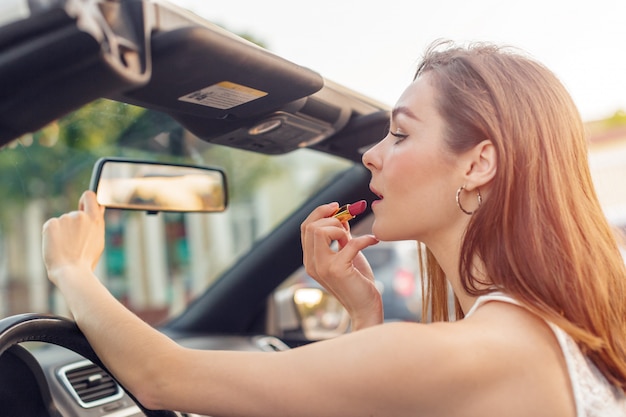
[{"xmin": 466, "ymin": 292, "xmax": 626, "ymax": 417}]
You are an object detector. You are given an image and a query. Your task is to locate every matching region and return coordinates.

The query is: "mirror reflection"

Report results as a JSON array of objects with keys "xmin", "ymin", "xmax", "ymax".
[{"xmin": 91, "ymin": 158, "xmax": 227, "ymax": 213}]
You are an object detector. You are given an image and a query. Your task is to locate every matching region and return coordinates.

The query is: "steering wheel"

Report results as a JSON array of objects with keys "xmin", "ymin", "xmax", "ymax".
[{"xmin": 0, "ymin": 313, "xmax": 176, "ymax": 417}]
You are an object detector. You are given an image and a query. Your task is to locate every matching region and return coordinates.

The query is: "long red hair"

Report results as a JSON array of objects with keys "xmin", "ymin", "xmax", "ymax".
[{"xmin": 417, "ymin": 40, "xmax": 626, "ymax": 391}]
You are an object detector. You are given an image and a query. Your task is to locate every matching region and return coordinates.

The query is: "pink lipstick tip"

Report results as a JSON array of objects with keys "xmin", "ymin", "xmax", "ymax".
[{"xmin": 348, "ymin": 200, "xmax": 367, "ymax": 217}]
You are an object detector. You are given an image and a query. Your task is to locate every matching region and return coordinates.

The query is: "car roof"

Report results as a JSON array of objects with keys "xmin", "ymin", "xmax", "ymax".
[{"xmin": 0, "ymin": 0, "xmax": 390, "ymax": 162}]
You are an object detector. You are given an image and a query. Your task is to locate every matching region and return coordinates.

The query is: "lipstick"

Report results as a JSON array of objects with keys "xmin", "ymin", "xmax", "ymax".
[{"xmin": 333, "ymin": 200, "xmax": 367, "ymax": 222}]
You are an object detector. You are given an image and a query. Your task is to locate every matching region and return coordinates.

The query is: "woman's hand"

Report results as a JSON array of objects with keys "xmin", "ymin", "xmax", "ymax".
[
  {"xmin": 301, "ymin": 202, "xmax": 382, "ymax": 330},
  {"xmin": 42, "ymin": 190, "xmax": 106, "ymax": 284}
]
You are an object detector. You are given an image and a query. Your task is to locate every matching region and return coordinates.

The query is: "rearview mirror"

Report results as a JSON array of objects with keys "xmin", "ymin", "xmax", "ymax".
[{"xmin": 90, "ymin": 158, "xmax": 227, "ymax": 214}]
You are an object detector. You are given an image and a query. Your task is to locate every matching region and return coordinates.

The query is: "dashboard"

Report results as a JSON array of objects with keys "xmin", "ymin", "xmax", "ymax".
[{"xmin": 14, "ymin": 334, "xmax": 290, "ymax": 417}]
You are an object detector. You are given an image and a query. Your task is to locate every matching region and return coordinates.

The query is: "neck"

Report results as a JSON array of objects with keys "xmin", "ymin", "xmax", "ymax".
[
  {"xmin": 417, "ymin": 211, "xmax": 493, "ymax": 316},
  {"xmin": 423, "ymin": 238, "xmax": 487, "ymax": 316}
]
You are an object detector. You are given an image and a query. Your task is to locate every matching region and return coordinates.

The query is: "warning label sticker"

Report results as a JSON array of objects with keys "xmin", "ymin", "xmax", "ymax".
[{"xmin": 178, "ymin": 81, "xmax": 268, "ymax": 109}]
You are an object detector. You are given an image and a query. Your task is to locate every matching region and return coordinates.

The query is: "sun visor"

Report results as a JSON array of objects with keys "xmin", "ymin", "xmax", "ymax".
[{"xmin": 113, "ymin": 25, "xmax": 324, "ymax": 121}]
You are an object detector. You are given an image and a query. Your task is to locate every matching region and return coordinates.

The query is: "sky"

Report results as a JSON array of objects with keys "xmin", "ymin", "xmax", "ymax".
[{"xmin": 168, "ymin": 0, "xmax": 626, "ymax": 122}]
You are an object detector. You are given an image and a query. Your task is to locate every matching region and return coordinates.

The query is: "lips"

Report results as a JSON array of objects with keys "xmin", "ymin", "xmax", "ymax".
[{"xmin": 369, "ymin": 185, "xmax": 383, "ymax": 200}]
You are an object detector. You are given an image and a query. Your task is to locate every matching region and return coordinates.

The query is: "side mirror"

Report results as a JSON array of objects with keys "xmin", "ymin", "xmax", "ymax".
[
  {"xmin": 273, "ymin": 284, "xmax": 351, "ymax": 341},
  {"xmin": 90, "ymin": 157, "xmax": 227, "ymax": 214},
  {"xmin": 293, "ymin": 288, "xmax": 351, "ymax": 339}
]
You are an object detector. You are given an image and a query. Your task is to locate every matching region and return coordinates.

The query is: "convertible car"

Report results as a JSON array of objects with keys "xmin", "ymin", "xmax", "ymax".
[{"xmin": 0, "ymin": 1, "xmax": 425, "ymax": 416}]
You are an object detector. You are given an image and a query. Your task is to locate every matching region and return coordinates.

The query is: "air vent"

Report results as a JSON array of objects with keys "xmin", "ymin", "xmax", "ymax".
[{"xmin": 57, "ymin": 360, "xmax": 124, "ymax": 408}]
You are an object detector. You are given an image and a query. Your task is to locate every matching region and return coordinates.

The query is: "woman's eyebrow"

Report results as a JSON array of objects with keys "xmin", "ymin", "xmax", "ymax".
[{"xmin": 391, "ymin": 106, "xmax": 419, "ymax": 121}]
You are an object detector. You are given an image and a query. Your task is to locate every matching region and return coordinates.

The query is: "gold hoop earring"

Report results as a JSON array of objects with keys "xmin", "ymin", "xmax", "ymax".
[{"xmin": 456, "ymin": 186, "xmax": 482, "ymax": 215}]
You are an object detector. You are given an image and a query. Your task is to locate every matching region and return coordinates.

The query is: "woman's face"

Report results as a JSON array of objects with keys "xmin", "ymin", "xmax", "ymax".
[{"xmin": 362, "ymin": 74, "xmax": 468, "ymax": 244}]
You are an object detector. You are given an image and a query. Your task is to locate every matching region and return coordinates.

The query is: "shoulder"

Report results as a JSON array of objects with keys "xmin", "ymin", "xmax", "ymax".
[
  {"xmin": 335, "ymin": 300, "xmax": 575, "ymax": 416},
  {"xmin": 452, "ymin": 300, "xmax": 571, "ymax": 380},
  {"xmin": 361, "ymin": 299, "xmax": 562, "ymax": 362}
]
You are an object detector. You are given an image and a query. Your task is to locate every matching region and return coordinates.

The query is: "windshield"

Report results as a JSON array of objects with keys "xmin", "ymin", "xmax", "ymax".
[{"xmin": 0, "ymin": 99, "xmax": 353, "ymax": 324}]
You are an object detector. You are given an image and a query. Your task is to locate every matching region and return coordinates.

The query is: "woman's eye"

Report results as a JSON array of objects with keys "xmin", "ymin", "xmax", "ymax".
[{"xmin": 389, "ymin": 131, "xmax": 408, "ymax": 143}]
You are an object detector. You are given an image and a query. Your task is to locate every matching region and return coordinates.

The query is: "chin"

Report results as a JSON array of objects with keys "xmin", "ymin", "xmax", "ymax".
[{"xmin": 371, "ymin": 223, "xmax": 399, "ymax": 242}]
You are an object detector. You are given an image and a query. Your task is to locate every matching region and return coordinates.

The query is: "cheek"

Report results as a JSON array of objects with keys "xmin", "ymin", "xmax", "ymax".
[
  {"xmin": 386, "ymin": 147, "xmax": 442, "ymax": 197},
  {"xmin": 383, "ymin": 147, "xmax": 458, "ymax": 224},
  {"xmin": 373, "ymin": 151, "xmax": 434, "ymax": 237}
]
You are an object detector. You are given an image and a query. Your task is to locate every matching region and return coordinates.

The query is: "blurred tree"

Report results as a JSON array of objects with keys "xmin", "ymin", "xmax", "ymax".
[
  {"xmin": 606, "ymin": 110, "xmax": 626, "ymax": 128},
  {"xmin": 0, "ymin": 100, "xmax": 145, "ymax": 220}
]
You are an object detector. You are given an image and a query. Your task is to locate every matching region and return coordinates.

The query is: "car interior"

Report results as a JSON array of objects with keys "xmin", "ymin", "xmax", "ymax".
[{"xmin": 0, "ymin": 1, "xmax": 402, "ymax": 416}]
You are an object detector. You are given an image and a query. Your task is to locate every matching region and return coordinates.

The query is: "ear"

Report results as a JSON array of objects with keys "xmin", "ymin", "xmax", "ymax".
[{"xmin": 462, "ymin": 140, "xmax": 496, "ymax": 190}]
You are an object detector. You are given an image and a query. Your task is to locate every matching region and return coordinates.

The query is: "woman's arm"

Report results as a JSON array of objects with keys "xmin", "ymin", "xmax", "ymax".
[
  {"xmin": 40, "ymin": 192, "xmax": 458, "ymax": 416},
  {"xmin": 41, "ymin": 191, "xmax": 183, "ymax": 406}
]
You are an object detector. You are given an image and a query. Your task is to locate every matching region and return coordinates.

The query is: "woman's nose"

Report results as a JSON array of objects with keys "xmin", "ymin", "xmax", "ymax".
[
  {"xmin": 362, "ymin": 138, "xmax": 383, "ymax": 171},
  {"xmin": 362, "ymin": 147, "xmax": 374, "ymax": 171}
]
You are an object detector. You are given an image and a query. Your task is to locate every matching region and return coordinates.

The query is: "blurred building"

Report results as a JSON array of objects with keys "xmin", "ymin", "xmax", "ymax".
[{"xmin": 587, "ymin": 116, "xmax": 626, "ymax": 230}]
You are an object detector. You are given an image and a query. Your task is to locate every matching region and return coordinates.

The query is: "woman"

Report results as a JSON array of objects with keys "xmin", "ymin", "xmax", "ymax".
[{"xmin": 43, "ymin": 41, "xmax": 626, "ymax": 416}]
